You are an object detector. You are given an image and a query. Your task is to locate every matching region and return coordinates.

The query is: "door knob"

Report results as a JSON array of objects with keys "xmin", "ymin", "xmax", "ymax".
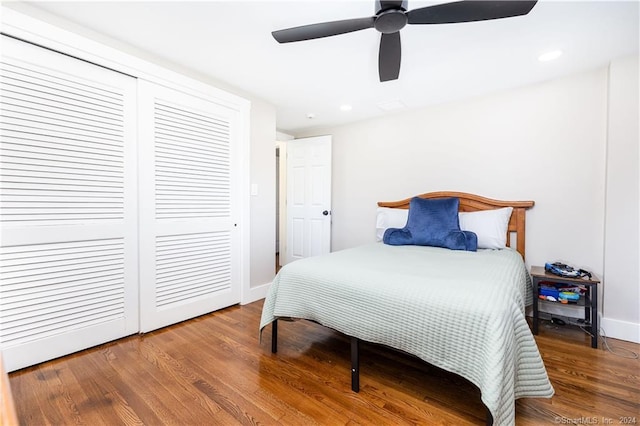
[{"xmin": 322, "ymin": 210, "xmax": 329, "ymax": 216}]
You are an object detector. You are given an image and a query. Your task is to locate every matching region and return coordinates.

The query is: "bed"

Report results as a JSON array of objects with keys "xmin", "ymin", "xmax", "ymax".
[{"xmin": 260, "ymin": 191, "xmax": 554, "ymax": 426}]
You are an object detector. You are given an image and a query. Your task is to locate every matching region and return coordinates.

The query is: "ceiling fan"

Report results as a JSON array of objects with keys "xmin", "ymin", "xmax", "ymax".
[{"xmin": 272, "ymin": 0, "xmax": 538, "ymax": 82}]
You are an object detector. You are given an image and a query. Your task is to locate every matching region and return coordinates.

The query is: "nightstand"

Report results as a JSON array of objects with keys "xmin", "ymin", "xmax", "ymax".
[{"xmin": 530, "ymin": 266, "xmax": 601, "ymax": 348}]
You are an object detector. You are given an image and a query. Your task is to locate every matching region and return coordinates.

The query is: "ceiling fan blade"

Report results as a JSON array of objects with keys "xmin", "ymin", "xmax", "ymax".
[
  {"xmin": 272, "ymin": 17, "xmax": 375, "ymax": 43},
  {"xmin": 379, "ymin": 32, "xmax": 401, "ymax": 82},
  {"xmin": 407, "ymin": 1, "xmax": 537, "ymax": 25}
]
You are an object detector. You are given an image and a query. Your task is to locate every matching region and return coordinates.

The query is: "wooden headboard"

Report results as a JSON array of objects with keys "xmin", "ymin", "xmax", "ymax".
[{"xmin": 377, "ymin": 191, "xmax": 535, "ymax": 259}]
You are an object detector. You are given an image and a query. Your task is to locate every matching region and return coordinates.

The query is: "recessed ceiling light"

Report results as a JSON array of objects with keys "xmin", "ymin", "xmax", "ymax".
[
  {"xmin": 340, "ymin": 104, "xmax": 352, "ymax": 111},
  {"xmin": 306, "ymin": 113, "xmax": 316, "ymax": 119},
  {"xmin": 538, "ymin": 50, "xmax": 563, "ymax": 62}
]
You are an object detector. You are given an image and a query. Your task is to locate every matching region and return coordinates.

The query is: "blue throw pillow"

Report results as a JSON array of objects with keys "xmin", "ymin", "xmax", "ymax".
[{"xmin": 383, "ymin": 197, "xmax": 477, "ymax": 251}]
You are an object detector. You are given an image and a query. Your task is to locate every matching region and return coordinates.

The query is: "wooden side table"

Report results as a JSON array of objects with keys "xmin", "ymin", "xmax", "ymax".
[{"xmin": 530, "ymin": 266, "xmax": 601, "ymax": 348}]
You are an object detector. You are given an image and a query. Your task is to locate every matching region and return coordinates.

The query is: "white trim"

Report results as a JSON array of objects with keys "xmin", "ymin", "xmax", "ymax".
[
  {"xmin": 276, "ymin": 141, "xmax": 287, "ymax": 265},
  {"xmin": 241, "ymin": 281, "xmax": 272, "ymax": 305},
  {"xmin": 1, "ymin": 6, "xmax": 252, "ymax": 312},
  {"xmin": 240, "ymin": 100, "xmax": 252, "ymax": 304},
  {"xmin": 600, "ymin": 317, "xmax": 640, "ymax": 344},
  {"xmin": 276, "ymin": 131, "xmax": 295, "ymax": 141}
]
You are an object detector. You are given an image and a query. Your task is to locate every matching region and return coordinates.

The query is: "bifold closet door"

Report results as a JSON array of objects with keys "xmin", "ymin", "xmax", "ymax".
[
  {"xmin": 0, "ymin": 36, "xmax": 139, "ymax": 371},
  {"xmin": 138, "ymin": 81, "xmax": 241, "ymax": 332}
]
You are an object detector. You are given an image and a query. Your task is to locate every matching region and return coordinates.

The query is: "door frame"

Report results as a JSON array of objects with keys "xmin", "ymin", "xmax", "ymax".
[{"xmin": 276, "ymin": 140, "xmax": 288, "ymax": 266}]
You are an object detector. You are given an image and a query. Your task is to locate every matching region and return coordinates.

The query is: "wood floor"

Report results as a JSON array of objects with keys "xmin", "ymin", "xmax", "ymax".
[{"xmin": 8, "ymin": 300, "xmax": 640, "ymax": 425}]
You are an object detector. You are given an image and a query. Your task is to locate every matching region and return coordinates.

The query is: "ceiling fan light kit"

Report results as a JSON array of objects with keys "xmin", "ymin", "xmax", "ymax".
[{"xmin": 272, "ymin": 0, "xmax": 538, "ymax": 82}]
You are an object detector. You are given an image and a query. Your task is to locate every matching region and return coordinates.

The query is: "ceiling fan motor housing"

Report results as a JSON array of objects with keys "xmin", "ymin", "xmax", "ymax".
[
  {"xmin": 374, "ymin": 0, "xmax": 409, "ymax": 33},
  {"xmin": 375, "ymin": 9, "xmax": 408, "ymax": 33}
]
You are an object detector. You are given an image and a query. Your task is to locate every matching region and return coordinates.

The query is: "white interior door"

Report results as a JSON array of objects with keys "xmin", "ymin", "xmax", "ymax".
[
  {"xmin": 138, "ymin": 80, "xmax": 241, "ymax": 332},
  {"xmin": 285, "ymin": 136, "xmax": 332, "ymax": 264},
  {"xmin": 0, "ymin": 36, "xmax": 139, "ymax": 371}
]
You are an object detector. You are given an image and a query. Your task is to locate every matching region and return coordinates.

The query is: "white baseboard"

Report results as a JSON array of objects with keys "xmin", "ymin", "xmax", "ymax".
[
  {"xmin": 600, "ymin": 317, "xmax": 640, "ymax": 343},
  {"xmin": 241, "ymin": 281, "xmax": 272, "ymax": 305}
]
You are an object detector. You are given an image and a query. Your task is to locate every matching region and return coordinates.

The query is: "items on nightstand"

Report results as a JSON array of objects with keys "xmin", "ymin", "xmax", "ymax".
[
  {"xmin": 559, "ymin": 291, "xmax": 580, "ymax": 302},
  {"xmin": 545, "ymin": 261, "xmax": 592, "ymax": 279},
  {"xmin": 530, "ymin": 265, "xmax": 601, "ymax": 348},
  {"xmin": 538, "ymin": 284, "xmax": 584, "ymax": 303}
]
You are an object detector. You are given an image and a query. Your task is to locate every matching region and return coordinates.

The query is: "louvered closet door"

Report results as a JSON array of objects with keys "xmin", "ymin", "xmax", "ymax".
[
  {"xmin": 0, "ymin": 36, "xmax": 138, "ymax": 371},
  {"xmin": 138, "ymin": 81, "xmax": 241, "ymax": 332}
]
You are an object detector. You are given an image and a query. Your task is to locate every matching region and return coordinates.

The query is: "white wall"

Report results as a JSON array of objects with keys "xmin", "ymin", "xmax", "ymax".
[
  {"xmin": 248, "ymin": 101, "xmax": 276, "ymax": 296},
  {"xmin": 297, "ymin": 64, "xmax": 639, "ymax": 342},
  {"xmin": 298, "ymin": 67, "xmax": 608, "ymax": 267},
  {"xmin": 603, "ymin": 55, "xmax": 639, "ymax": 342}
]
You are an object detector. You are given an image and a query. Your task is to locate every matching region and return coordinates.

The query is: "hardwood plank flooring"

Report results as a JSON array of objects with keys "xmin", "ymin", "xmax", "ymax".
[{"xmin": 9, "ymin": 300, "xmax": 640, "ymax": 425}]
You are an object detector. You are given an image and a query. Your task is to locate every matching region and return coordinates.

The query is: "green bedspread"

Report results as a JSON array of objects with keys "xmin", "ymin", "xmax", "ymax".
[{"xmin": 260, "ymin": 243, "xmax": 554, "ymax": 425}]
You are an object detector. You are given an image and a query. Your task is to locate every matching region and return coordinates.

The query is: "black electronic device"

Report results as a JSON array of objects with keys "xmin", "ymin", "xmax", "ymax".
[{"xmin": 545, "ymin": 262, "xmax": 592, "ymax": 279}]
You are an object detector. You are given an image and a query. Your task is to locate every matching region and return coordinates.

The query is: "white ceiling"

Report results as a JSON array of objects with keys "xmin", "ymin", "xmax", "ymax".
[{"xmin": 21, "ymin": 1, "xmax": 640, "ymax": 133}]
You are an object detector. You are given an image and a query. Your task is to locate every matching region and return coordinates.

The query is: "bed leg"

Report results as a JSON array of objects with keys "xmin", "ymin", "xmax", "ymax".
[
  {"xmin": 351, "ymin": 336, "xmax": 359, "ymax": 392},
  {"xmin": 271, "ymin": 319, "xmax": 278, "ymax": 353},
  {"xmin": 485, "ymin": 406, "xmax": 493, "ymax": 426}
]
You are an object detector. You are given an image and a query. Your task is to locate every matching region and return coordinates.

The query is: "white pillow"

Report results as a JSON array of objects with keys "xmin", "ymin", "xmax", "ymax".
[
  {"xmin": 459, "ymin": 207, "xmax": 513, "ymax": 249},
  {"xmin": 375, "ymin": 207, "xmax": 409, "ymax": 242}
]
